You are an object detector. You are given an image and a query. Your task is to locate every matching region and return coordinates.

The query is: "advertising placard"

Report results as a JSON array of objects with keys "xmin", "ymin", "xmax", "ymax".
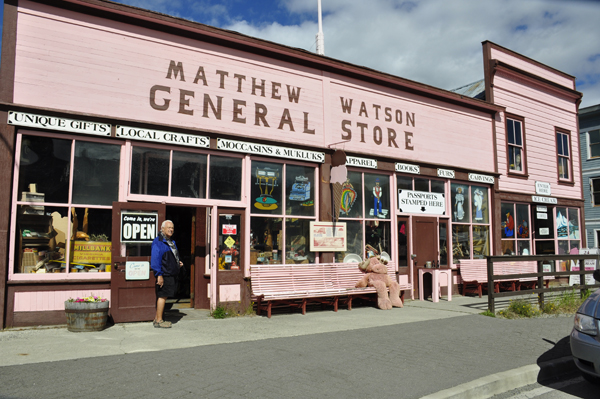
[
  {"xmin": 309, "ymin": 222, "xmax": 346, "ymax": 252},
  {"xmin": 120, "ymin": 212, "xmax": 158, "ymax": 243}
]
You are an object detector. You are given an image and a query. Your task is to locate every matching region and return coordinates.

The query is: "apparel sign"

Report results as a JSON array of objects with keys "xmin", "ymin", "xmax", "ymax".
[
  {"xmin": 346, "ymin": 156, "xmax": 377, "ymax": 169},
  {"xmin": 120, "ymin": 212, "xmax": 158, "ymax": 243},
  {"xmin": 217, "ymin": 138, "xmax": 325, "ymax": 163},
  {"xmin": 116, "ymin": 125, "xmax": 209, "ymax": 148},
  {"xmin": 398, "ymin": 189, "xmax": 446, "ymax": 215},
  {"xmin": 8, "ymin": 110, "xmax": 111, "ymax": 136}
]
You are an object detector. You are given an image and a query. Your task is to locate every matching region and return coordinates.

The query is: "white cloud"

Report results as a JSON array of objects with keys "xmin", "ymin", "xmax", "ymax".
[{"xmin": 107, "ymin": 0, "xmax": 600, "ymax": 108}]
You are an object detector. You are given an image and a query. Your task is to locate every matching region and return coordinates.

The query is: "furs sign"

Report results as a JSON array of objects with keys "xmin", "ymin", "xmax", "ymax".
[{"xmin": 121, "ymin": 212, "xmax": 158, "ymax": 243}]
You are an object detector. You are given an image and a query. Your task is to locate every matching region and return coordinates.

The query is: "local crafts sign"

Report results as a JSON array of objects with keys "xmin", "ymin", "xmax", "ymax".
[
  {"xmin": 120, "ymin": 212, "xmax": 158, "ymax": 243},
  {"xmin": 398, "ymin": 189, "xmax": 446, "ymax": 215}
]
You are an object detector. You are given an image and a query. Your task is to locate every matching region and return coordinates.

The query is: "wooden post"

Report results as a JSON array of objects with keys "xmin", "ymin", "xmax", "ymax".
[
  {"xmin": 537, "ymin": 260, "xmax": 544, "ymax": 309},
  {"xmin": 487, "ymin": 256, "xmax": 494, "ymax": 313}
]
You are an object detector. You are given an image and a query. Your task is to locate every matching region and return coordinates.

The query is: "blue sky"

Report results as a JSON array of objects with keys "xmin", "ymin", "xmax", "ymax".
[{"xmin": 1, "ymin": 0, "xmax": 600, "ymax": 108}]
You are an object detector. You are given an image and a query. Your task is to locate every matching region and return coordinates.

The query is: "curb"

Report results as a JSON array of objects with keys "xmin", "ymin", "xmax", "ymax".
[{"xmin": 419, "ymin": 356, "xmax": 576, "ymax": 399}]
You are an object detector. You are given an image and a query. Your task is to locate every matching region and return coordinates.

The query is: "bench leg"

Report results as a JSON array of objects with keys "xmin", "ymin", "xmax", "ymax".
[
  {"xmin": 256, "ymin": 297, "xmax": 262, "ymax": 316},
  {"xmin": 301, "ymin": 299, "xmax": 307, "ymax": 315},
  {"xmin": 333, "ymin": 297, "xmax": 338, "ymax": 312},
  {"xmin": 478, "ymin": 284, "xmax": 482, "ymax": 298},
  {"xmin": 267, "ymin": 302, "xmax": 272, "ymax": 318},
  {"xmin": 400, "ymin": 290, "xmax": 405, "ymax": 304},
  {"xmin": 347, "ymin": 296, "xmax": 353, "ymax": 311}
]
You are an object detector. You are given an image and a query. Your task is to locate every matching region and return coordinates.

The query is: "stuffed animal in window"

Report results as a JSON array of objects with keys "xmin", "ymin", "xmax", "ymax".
[{"xmin": 355, "ymin": 255, "xmax": 403, "ymax": 310}]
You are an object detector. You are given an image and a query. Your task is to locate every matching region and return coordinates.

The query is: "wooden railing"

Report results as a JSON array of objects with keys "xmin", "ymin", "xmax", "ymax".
[{"xmin": 485, "ymin": 254, "xmax": 600, "ymax": 313}]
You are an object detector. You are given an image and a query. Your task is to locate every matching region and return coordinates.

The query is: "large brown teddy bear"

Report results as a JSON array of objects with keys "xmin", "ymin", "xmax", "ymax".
[{"xmin": 355, "ymin": 256, "xmax": 404, "ymax": 310}]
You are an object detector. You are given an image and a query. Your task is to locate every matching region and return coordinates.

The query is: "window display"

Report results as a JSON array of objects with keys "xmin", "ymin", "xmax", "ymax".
[
  {"xmin": 336, "ymin": 220, "xmax": 363, "ymax": 263},
  {"xmin": 452, "ymin": 225, "xmax": 470, "ymax": 260},
  {"xmin": 286, "ymin": 164, "xmax": 315, "ymax": 216},
  {"xmin": 340, "ymin": 171, "xmax": 362, "ymax": 218},
  {"xmin": 72, "ymin": 141, "xmax": 120, "ymax": 206},
  {"xmin": 251, "ymin": 161, "xmax": 283, "ymax": 214},
  {"xmin": 250, "ymin": 217, "xmax": 282, "ymax": 265},
  {"xmin": 285, "ymin": 219, "xmax": 314, "ymax": 264},
  {"xmin": 218, "ymin": 214, "xmax": 241, "ymax": 270},
  {"xmin": 365, "ymin": 173, "xmax": 389, "ymax": 219},
  {"xmin": 171, "ymin": 151, "xmax": 207, "ymax": 198},
  {"xmin": 451, "ymin": 184, "xmax": 470, "ymax": 223},
  {"xmin": 18, "ymin": 136, "xmax": 71, "ymax": 204},
  {"xmin": 210, "ymin": 155, "xmax": 242, "ymax": 201},
  {"xmin": 131, "ymin": 147, "xmax": 169, "ymax": 196}
]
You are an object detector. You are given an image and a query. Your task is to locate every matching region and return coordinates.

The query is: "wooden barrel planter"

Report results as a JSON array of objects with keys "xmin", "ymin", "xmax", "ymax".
[{"xmin": 64, "ymin": 301, "xmax": 109, "ymax": 332}]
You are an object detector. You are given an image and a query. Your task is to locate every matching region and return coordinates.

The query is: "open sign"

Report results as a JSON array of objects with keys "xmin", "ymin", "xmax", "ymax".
[{"xmin": 121, "ymin": 212, "xmax": 158, "ymax": 243}]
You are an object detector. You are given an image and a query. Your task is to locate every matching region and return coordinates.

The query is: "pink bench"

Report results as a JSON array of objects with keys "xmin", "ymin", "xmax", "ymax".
[
  {"xmin": 250, "ymin": 262, "xmax": 411, "ymax": 317},
  {"xmin": 458, "ymin": 259, "xmax": 553, "ymax": 298}
]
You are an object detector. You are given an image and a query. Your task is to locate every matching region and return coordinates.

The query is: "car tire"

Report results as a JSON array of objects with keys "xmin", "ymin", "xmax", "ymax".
[{"xmin": 581, "ymin": 371, "xmax": 600, "ymax": 385}]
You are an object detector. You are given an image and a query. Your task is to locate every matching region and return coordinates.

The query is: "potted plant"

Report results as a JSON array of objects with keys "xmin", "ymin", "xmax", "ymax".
[{"xmin": 64, "ymin": 295, "xmax": 109, "ymax": 332}]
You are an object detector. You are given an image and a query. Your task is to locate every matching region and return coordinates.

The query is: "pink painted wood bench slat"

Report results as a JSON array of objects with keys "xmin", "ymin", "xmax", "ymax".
[
  {"xmin": 250, "ymin": 262, "xmax": 412, "ymax": 318},
  {"xmin": 458, "ymin": 259, "xmax": 554, "ymax": 298}
]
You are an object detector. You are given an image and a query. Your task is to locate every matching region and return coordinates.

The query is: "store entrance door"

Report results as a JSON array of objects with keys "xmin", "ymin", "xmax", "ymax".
[
  {"xmin": 111, "ymin": 202, "xmax": 165, "ymax": 323},
  {"xmin": 214, "ymin": 208, "xmax": 250, "ymax": 314},
  {"xmin": 411, "ymin": 216, "xmax": 438, "ymax": 299}
]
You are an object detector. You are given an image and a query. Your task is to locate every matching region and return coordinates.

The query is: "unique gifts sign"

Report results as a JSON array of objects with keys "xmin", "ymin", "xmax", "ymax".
[{"xmin": 120, "ymin": 212, "xmax": 158, "ymax": 243}]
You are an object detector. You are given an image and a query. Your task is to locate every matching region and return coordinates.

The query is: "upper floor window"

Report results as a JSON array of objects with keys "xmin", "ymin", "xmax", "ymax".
[
  {"xmin": 591, "ymin": 178, "xmax": 600, "ymax": 206},
  {"xmin": 589, "ymin": 129, "xmax": 600, "ymax": 159},
  {"xmin": 506, "ymin": 116, "xmax": 525, "ymax": 174},
  {"xmin": 556, "ymin": 129, "xmax": 572, "ymax": 182}
]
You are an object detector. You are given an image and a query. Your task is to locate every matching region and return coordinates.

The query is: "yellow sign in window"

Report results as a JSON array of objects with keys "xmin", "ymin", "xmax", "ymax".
[{"xmin": 72, "ymin": 241, "xmax": 111, "ymax": 264}]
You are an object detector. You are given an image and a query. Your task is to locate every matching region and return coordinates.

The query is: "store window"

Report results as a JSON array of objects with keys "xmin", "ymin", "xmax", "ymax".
[
  {"xmin": 588, "ymin": 129, "xmax": 600, "ymax": 159},
  {"xmin": 507, "ymin": 116, "xmax": 525, "ymax": 174},
  {"xmin": 500, "ymin": 202, "xmax": 531, "ymax": 256},
  {"xmin": 336, "ymin": 172, "xmax": 391, "ymax": 262},
  {"xmin": 452, "ymin": 184, "xmax": 490, "ymax": 260},
  {"xmin": 130, "ymin": 146, "xmax": 241, "ymax": 201},
  {"xmin": 250, "ymin": 161, "xmax": 316, "ymax": 265},
  {"xmin": 556, "ymin": 129, "xmax": 572, "ymax": 182},
  {"xmin": 13, "ymin": 134, "xmax": 120, "ymax": 276}
]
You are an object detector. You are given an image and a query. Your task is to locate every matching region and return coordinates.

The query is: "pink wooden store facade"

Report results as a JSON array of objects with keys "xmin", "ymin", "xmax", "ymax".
[{"xmin": 0, "ymin": 0, "xmax": 582, "ymax": 328}]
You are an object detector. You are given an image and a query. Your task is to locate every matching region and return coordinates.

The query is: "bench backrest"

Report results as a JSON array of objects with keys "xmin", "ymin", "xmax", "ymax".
[
  {"xmin": 250, "ymin": 262, "xmax": 398, "ymax": 295},
  {"xmin": 459, "ymin": 259, "xmax": 555, "ymax": 282}
]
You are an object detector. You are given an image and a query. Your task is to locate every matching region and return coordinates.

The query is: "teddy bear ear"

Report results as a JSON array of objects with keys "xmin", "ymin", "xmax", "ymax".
[{"xmin": 358, "ymin": 259, "xmax": 369, "ymax": 271}]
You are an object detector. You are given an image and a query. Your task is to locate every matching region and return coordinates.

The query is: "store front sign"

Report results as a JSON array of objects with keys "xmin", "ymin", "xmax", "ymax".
[
  {"xmin": 398, "ymin": 189, "xmax": 446, "ymax": 215},
  {"xmin": 72, "ymin": 241, "xmax": 112, "ymax": 264},
  {"xmin": 8, "ymin": 111, "xmax": 111, "ymax": 136},
  {"xmin": 346, "ymin": 156, "xmax": 377, "ymax": 169},
  {"xmin": 468, "ymin": 173, "xmax": 495, "ymax": 184},
  {"xmin": 535, "ymin": 181, "xmax": 552, "ymax": 196},
  {"xmin": 437, "ymin": 168, "xmax": 455, "ymax": 179},
  {"xmin": 125, "ymin": 261, "xmax": 150, "ymax": 280},
  {"xmin": 395, "ymin": 163, "xmax": 420, "ymax": 174},
  {"xmin": 532, "ymin": 195, "xmax": 558, "ymax": 204},
  {"xmin": 217, "ymin": 138, "xmax": 325, "ymax": 163},
  {"xmin": 120, "ymin": 212, "xmax": 158, "ymax": 243},
  {"xmin": 116, "ymin": 126, "xmax": 209, "ymax": 148}
]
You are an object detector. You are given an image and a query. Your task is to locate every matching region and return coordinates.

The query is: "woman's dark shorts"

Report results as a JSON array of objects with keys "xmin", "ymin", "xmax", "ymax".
[{"xmin": 156, "ymin": 276, "xmax": 178, "ymax": 298}]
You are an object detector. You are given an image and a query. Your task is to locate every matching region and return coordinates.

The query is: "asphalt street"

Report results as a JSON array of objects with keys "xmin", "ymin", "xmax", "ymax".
[{"xmin": 0, "ymin": 296, "xmax": 578, "ymax": 399}]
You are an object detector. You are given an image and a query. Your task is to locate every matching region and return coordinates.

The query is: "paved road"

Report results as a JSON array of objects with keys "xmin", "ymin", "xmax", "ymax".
[{"xmin": 0, "ymin": 297, "xmax": 576, "ymax": 399}]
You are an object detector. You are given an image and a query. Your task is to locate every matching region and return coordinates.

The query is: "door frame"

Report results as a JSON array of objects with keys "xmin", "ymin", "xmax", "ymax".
[
  {"xmin": 111, "ymin": 201, "xmax": 165, "ymax": 323},
  {"xmin": 210, "ymin": 207, "xmax": 250, "ymax": 312},
  {"xmin": 410, "ymin": 216, "xmax": 439, "ymax": 299}
]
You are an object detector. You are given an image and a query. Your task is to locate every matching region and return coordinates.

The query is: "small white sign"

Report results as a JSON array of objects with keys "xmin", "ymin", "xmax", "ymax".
[
  {"xmin": 126, "ymin": 261, "xmax": 150, "ymax": 280},
  {"xmin": 395, "ymin": 163, "xmax": 420, "ymax": 174},
  {"xmin": 536, "ymin": 205, "xmax": 547, "ymax": 212},
  {"xmin": 437, "ymin": 168, "xmax": 455, "ymax": 179},
  {"xmin": 8, "ymin": 111, "xmax": 111, "ymax": 136},
  {"xmin": 217, "ymin": 138, "xmax": 325, "ymax": 163},
  {"xmin": 468, "ymin": 173, "xmax": 495, "ymax": 184},
  {"xmin": 535, "ymin": 181, "xmax": 552, "ymax": 196},
  {"xmin": 539, "ymin": 227, "xmax": 550, "ymax": 235},
  {"xmin": 536, "ymin": 212, "xmax": 548, "ymax": 220},
  {"xmin": 117, "ymin": 126, "xmax": 209, "ymax": 148},
  {"xmin": 398, "ymin": 189, "xmax": 446, "ymax": 215},
  {"xmin": 532, "ymin": 195, "xmax": 558, "ymax": 204},
  {"xmin": 346, "ymin": 156, "xmax": 377, "ymax": 169}
]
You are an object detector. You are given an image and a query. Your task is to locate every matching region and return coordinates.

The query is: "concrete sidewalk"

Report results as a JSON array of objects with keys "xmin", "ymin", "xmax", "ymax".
[{"xmin": 0, "ymin": 295, "xmax": 578, "ymax": 398}]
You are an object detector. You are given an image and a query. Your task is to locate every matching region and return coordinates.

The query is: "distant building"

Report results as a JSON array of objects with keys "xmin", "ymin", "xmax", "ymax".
[{"xmin": 579, "ymin": 104, "xmax": 600, "ymax": 247}]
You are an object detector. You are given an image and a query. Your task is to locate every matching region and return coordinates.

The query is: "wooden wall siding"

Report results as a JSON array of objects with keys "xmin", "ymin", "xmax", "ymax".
[
  {"xmin": 490, "ymin": 47, "xmax": 575, "ymax": 90},
  {"xmin": 13, "ymin": 2, "xmax": 495, "ymax": 172},
  {"xmin": 13, "ymin": 289, "xmax": 111, "ymax": 311},
  {"xmin": 492, "ymin": 75, "xmax": 580, "ymax": 199},
  {"xmin": 327, "ymin": 78, "xmax": 495, "ymax": 171}
]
